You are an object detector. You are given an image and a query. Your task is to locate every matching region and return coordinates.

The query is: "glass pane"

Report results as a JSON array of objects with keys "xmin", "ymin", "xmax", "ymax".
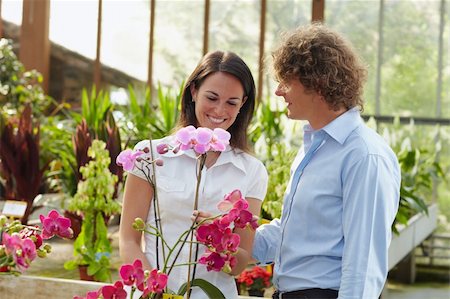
[
  {"xmin": 49, "ymin": 0, "xmax": 98, "ymax": 59},
  {"xmin": 381, "ymin": 0, "xmax": 440, "ymax": 117},
  {"xmin": 1, "ymin": 0, "xmax": 22, "ymax": 25},
  {"xmin": 326, "ymin": 0, "xmax": 380, "ymax": 115},
  {"xmin": 101, "ymin": 0, "xmax": 149, "ymax": 81},
  {"xmin": 153, "ymin": 0, "xmax": 204, "ymax": 88},
  {"xmin": 209, "ymin": 0, "xmax": 260, "ymax": 92},
  {"xmin": 265, "ymin": 0, "xmax": 311, "ymax": 102}
]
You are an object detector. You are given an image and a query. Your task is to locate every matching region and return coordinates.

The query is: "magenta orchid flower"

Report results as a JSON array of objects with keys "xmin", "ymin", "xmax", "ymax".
[
  {"xmin": 116, "ymin": 149, "xmax": 143, "ymax": 171},
  {"xmin": 119, "ymin": 259, "xmax": 145, "ymax": 291},
  {"xmin": 196, "ymin": 222, "xmax": 223, "ymax": 248},
  {"xmin": 39, "ymin": 209, "xmax": 73, "ymax": 240},
  {"xmin": 219, "ymin": 229, "xmax": 240, "ymax": 253},
  {"xmin": 144, "ymin": 269, "xmax": 168, "ymax": 294},
  {"xmin": 100, "ymin": 281, "xmax": 127, "ymax": 299},
  {"xmin": 198, "ymin": 251, "xmax": 226, "ymax": 272}
]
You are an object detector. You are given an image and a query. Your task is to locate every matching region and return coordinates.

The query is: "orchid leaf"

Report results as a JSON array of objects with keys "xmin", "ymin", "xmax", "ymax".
[{"xmin": 177, "ymin": 278, "xmax": 225, "ymax": 299}]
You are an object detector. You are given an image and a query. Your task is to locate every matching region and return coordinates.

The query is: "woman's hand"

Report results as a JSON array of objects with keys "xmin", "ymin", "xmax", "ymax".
[{"xmin": 191, "ymin": 210, "xmax": 213, "ymax": 224}]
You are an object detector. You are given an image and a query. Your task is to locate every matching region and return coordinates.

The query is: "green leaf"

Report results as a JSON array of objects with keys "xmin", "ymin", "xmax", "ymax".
[
  {"xmin": 63, "ymin": 260, "xmax": 79, "ymax": 270},
  {"xmin": 177, "ymin": 278, "xmax": 225, "ymax": 299}
]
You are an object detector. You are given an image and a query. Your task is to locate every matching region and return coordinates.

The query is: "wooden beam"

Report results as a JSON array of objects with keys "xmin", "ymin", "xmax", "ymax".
[
  {"xmin": 20, "ymin": 0, "xmax": 50, "ymax": 93},
  {"xmin": 312, "ymin": 0, "xmax": 325, "ymax": 22},
  {"xmin": 257, "ymin": 0, "xmax": 266, "ymax": 102},
  {"xmin": 0, "ymin": 0, "xmax": 3, "ymax": 38},
  {"xmin": 147, "ymin": 0, "xmax": 155, "ymax": 92},
  {"xmin": 93, "ymin": 0, "xmax": 103, "ymax": 92},
  {"xmin": 203, "ymin": 0, "xmax": 210, "ymax": 55}
]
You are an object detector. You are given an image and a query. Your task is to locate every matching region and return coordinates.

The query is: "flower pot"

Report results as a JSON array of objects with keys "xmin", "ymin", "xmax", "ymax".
[
  {"xmin": 78, "ymin": 265, "xmax": 95, "ymax": 281},
  {"xmin": 248, "ymin": 289, "xmax": 265, "ymax": 297}
]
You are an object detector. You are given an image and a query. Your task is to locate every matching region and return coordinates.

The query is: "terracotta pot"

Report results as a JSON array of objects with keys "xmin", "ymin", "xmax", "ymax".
[{"xmin": 78, "ymin": 265, "xmax": 95, "ymax": 281}]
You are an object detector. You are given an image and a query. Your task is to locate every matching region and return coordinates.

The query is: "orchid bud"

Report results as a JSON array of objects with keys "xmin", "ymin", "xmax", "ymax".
[
  {"xmin": 156, "ymin": 143, "xmax": 169, "ymax": 154},
  {"xmin": 37, "ymin": 249, "xmax": 47, "ymax": 258},
  {"xmin": 133, "ymin": 218, "xmax": 146, "ymax": 230},
  {"xmin": 155, "ymin": 158, "xmax": 164, "ymax": 166},
  {"xmin": 222, "ymin": 264, "xmax": 232, "ymax": 274},
  {"xmin": 0, "ymin": 215, "xmax": 7, "ymax": 226},
  {"xmin": 43, "ymin": 244, "xmax": 52, "ymax": 253}
]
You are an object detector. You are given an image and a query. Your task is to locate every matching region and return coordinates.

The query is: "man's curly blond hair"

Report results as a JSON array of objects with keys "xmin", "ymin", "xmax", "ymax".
[{"xmin": 272, "ymin": 23, "xmax": 368, "ymax": 111}]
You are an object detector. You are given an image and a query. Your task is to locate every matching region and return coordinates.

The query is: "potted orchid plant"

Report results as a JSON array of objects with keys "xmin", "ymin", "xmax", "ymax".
[
  {"xmin": 73, "ymin": 126, "xmax": 259, "ymax": 299},
  {"xmin": 0, "ymin": 210, "xmax": 73, "ymax": 274}
]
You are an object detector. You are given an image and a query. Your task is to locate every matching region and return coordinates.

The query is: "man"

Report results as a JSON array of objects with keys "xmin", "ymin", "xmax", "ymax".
[{"xmin": 253, "ymin": 23, "xmax": 401, "ymax": 299}]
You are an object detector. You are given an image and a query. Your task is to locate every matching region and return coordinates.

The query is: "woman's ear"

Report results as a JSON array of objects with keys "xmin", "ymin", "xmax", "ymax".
[
  {"xmin": 240, "ymin": 96, "xmax": 248, "ymax": 108},
  {"xmin": 190, "ymin": 84, "xmax": 198, "ymax": 102}
]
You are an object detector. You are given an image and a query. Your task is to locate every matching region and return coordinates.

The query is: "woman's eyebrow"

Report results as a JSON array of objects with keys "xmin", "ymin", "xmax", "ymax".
[{"xmin": 205, "ymin": 90, "xmax": 241, "ymax": 100}]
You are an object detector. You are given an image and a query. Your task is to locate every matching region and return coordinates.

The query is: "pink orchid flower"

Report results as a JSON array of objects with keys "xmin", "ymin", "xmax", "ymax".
[
  {"xmin": 101, "ymin": 281, "xmax": 127, "ymax": 299},
  {"xmin": 119, "ymin": 259, "xmax": 145, "ymax": 291},
  {"xmin": 210, "ymin": 128, "xmax": 231, "ymax": 151},
  {"xmin": 193, "ymin": 127, "xmax": 213, "ymax": 154},
  {"xmin": 217, "ymin": 189, "xmax": 247, "ymax": 212},
  {"xmin": 175, "ymin": 125, "xmax": 197, "ymax": 151},
  {"xmin": 144, "ymin": 269, "xmax": 168, "ymax": 294},
  {"xmin": 116, "ymin": 149, "xmax": 143, "ymax": 171},
  {"xmin": 2, "ymin": 233, "xmax": 37, "ymax": 272},
  {"xmin": 198, "ymin": 251, "xmax": 226, "ymax": 272},
  {"xmin": 39, "ymin": 209, "xmax": 73, "ymax": 240}
]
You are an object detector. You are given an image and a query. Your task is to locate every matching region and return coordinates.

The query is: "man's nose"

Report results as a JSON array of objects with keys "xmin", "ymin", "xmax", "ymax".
[{"xmin": 275, "ymin": 84, "xmax": 285, "ymax": 96}]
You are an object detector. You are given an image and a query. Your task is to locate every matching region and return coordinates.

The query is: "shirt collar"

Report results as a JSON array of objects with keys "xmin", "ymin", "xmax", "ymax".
[
  {"xmin": 322, "ymin": 107, "xmax": 362, "ymax": 144},
  {"xmin": 164, "ymin": 143, "xmax": 247, "ymax": 174}
]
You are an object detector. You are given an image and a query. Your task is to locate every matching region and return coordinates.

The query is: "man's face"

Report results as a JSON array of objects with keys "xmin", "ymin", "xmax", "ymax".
[{"xmin": 275, "ymin": 79, "xmax": 321, "ymax": 121}]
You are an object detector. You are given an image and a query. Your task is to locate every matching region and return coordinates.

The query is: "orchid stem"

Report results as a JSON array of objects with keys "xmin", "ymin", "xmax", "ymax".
[{"xmin": 186, "ymin": 154, "xmax": 207, "ymax": 299}]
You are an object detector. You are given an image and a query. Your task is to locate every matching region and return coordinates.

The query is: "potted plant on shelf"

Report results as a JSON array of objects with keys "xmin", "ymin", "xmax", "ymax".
[
  {"xmin": 63, "ymin": 140, "xmax": 121, "ymax": 282},
  {"xmin": 237, "ymin": 265, "xmax": 272, "ymax": 297}
]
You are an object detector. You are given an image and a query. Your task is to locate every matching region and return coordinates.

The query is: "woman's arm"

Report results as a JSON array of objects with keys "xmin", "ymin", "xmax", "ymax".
[
  {"xmin": 229, "ymin": 197, "xmax": 262, "ymax": 275},
  {"xmin": 119, "ymin": 174, "xmax": 154, "ymax": 270}
]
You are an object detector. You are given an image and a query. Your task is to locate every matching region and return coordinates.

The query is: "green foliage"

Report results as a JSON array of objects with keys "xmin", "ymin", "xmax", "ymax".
[
  {"xmin": 0, "ymin": 104, "xmax": 51, "ymax": 224},
  {"xmin": 380, "ymin": 120, "xmax": 448, "ymax": 233},
  {"xmin": 0, "ymin": 38, "xmax": 52, "ymax": 116},
  {"xmin": 65, "ymin": 140, "xmax": 120, "ymax": 281},
  {"xmin": 260, "ymin": 143, "xmax": 296, "ymax": 220},
  {"xmin": 119, "ymin": 83, "xmax": 182, "ymax": 144},
  {"xmin": 249, "ymin": 99, "xmax": 285, "ymax": 161},
  {"xmin": 40, "ymin": 117, "xmax": 78, "ymax": 198}
]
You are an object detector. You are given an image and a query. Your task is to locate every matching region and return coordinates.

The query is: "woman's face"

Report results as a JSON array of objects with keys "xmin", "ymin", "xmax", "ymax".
[{"xmin": 191, "ymin": 72, "xmax": 246, "ymax": 130}]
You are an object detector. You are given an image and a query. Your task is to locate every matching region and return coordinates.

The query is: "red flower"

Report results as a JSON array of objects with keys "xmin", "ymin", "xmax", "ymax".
[{"xmin": 237, "ymin": 266, "xmax": 272, "ymax": 291}]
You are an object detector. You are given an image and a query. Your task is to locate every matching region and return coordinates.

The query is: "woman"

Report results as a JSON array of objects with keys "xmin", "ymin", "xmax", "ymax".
[{"xmin": 119, "ymin": 50, "xmax": 268, "ymax": 298}]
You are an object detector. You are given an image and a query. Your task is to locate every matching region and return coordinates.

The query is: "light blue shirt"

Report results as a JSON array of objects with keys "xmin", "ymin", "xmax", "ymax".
[{"xmin": 253, "ymin": 108, "xmax": 401, "ymax": 299}]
